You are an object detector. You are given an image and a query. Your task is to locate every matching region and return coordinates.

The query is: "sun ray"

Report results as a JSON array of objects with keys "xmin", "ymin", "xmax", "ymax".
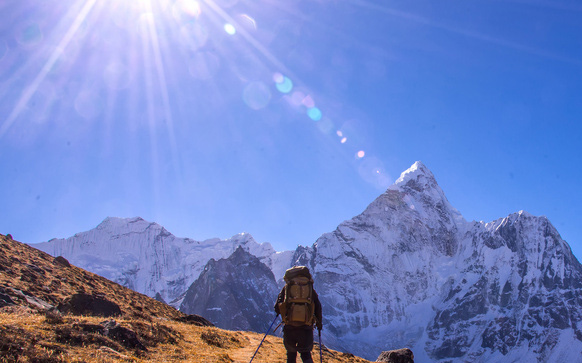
[
  {"xmin": 0, "ymin": 0, "xmax": 99, "ymax": 139},
  {"xmin": 138, "ymin": 8, "xmax": 162, "ymax": 210},
  {"xmin": 142, "ymin": 0, "xmax": 183, "ymax": 183}
]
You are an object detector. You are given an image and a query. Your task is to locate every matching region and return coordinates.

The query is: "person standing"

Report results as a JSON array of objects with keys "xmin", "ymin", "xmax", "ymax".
[{"xmin": 274, "ymin": 266, "xmax": 322, "ymax": 363}]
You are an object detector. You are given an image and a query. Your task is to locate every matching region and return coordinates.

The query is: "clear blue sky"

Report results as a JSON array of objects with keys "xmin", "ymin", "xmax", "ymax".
[{"xmin": 1, "ymin": 0, "xmax": 581, "ymax": 258}]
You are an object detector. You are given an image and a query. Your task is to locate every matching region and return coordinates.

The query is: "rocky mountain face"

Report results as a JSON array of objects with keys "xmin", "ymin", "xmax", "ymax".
[
  {"xmin": 34, "ymin": 161, "xmax": 582, "ymax": 362},
  {"xmin": 424, "ymin": 212, "xmax": 582, "ymax": 362},
  {"xmin": 180, "ymin": 246, "xmax": 280, "ymax": 333}
]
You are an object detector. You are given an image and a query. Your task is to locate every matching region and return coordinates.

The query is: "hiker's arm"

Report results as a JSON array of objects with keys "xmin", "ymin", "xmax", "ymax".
[
  {"xmin": 274, "ymin": 286, "xmax": 285, "ymax": 315},
  {"xmin": 313, "ymin": 290, "xmax": 323, "ymax": 330}
]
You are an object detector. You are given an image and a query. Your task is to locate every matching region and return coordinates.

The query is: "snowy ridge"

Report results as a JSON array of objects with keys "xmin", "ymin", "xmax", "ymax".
[{"xmin": 35, "ymin": 217, "xmax": 292, "ymax": 306}]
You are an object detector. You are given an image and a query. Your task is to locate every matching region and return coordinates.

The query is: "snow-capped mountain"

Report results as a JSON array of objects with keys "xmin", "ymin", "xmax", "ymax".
[
  {"xmin": 34, "ymin": 217, "xmax": 293, "ymax": 306},
  {"xmin": 306, "ymin": 161, "xmax": 582, "ymax": 362},
  {"xmin": 33, "ymin": 161, "xmax": 582, "ymax": 362}
]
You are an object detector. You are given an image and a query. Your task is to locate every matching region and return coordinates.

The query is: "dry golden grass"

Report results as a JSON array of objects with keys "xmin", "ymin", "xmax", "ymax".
[
  {"xmin": 0, "ymin": 309, "xmax": 371, "ymax": 363},
  {"xmin": 0, "ymin": 235, "xmax": 372, "ymax": 363}
]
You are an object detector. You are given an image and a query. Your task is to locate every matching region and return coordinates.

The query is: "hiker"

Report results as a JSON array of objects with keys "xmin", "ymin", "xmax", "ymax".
[{"xmin": 274, "ymin": 266, "xmax": 322, "ymax": 363}]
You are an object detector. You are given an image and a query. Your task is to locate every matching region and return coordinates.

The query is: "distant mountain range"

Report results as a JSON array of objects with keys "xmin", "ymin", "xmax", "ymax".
[
  {"xmin": 34, "ymin": 216, "xmax": 294, "ymax": 307},
  {"xmin": 35, "ymin": 161, "xmax": 582, "ymax": 362}
]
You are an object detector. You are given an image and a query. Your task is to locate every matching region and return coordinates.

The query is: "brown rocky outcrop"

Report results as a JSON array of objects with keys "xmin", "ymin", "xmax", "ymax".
[
  {"xmin": 376, "ymin": 348, "xmax": 414, "ymax": 363},
  {"xmin": 53, "ymin": 256, "xmax": 71, "ymax": 268},
  {"xmin": 176, "ymin": 314, "xmax": 214, "ymax": 327},
  {"xmin": 58, "ymin": 293, "xmax": 122, "ymax": 317}
]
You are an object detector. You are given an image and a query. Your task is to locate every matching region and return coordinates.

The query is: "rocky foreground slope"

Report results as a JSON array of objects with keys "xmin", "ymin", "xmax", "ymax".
[{"xmin": 0, "ymin": 234, "xmax": 369, "ymax": 363}]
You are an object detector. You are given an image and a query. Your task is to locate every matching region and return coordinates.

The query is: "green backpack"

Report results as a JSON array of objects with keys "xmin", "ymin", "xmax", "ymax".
[{"xmin": 278, "ymin": 266, "xmax": 316, "ymax": 326}]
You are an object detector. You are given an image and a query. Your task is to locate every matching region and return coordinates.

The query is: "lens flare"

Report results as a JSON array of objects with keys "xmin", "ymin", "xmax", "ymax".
[
  {"xmin": 356, "ymin": 150, "xmax": 365, "ymax": 158},
  {"xmin": 28, "ymin": 86, "xmax": 56, "ymax": 124},
  {"xmin": 173, "ymin": 0, "xmax": 201, "ymax": 19},
  {"xmin": 276, "ymin": 79, "xmax": 293, "ymax": 93},
  {"xmin": 307, "ymin": 107, "xmax": 322, "ymax": 121},
  {"xmin": 358, "ymin": 156, "xmax": 392, "ymax": 190},
  {"xmin": 290, "ymin": 91, "xmax": 306, "ymax": 106},
  {"xmin": 238, "ymin": 14, "xmax": 257, "ymax": 30},
  {"xmin": 273, "ymin": 73, "xmax": 284, "ymax": 83},
  {"xmin": 341, "ymin": 137, "xmax": 347, "ymax": 143},
  {"xmin": 302, "ymin": 95, "xmax": 315, "ymax": 108},
  {"xmin": 74, "ymin": 90, "xmax": 103, "ymax": 119},
  {"xmin": 273, "ymin": 73, "xmax": 293, "ymax": 93},
  {"xmin": 224, "ymin": 23, "xmax": 236, "ymax": 35},
  {"xmin": 316, "ymin": 117, "xmax": 334, "ymax": 134},
  {"xmin": 17, "ymin": 23, "xmax": 43, "ymax": 46},
  {"xmin": 243, "ymin": 81, "xmax": 271, "ymax": 110}
]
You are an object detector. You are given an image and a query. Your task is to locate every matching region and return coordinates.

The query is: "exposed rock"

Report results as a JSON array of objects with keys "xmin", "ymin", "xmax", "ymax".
[
  {"xmin": 376, "ymin": 348, "xmax": 414, "ymax": 363},
  {"xmin": 1, "ymin": 287, "xmax": 54, "ymax": 311},
  {"xmin": 53, "ymin": 256, "xmax": 71, "ymax": 268},
  {"xmin": 25, "ymin": 263, "xmax": 45, "ymax": 275},
  {"xmin": 0, "ymin": 293, "xmax": 15, "ymax": 308},
  {"xmin": 58, "ymin": 293, "xmax": 121, "ymax": 317},
  {"xmin": 175, "ymin": 314, "xmax": 214, "ymax": 327},
  {"xmin": 60, "ymin": 320, "xmax": 146, "ymax": 351},
  {"xmin": 24, "ymin": 293, "xmax": 54, "ymax": 311}
]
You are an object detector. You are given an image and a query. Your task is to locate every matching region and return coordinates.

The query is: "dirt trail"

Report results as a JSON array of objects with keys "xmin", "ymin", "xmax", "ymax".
[
  {"xmin": 229, "ymin": 333, "xmax": 286, "ymax": 363},
  {"xmin": 228, "ymin": 333, "xmax": 372, "ymax": 363}
]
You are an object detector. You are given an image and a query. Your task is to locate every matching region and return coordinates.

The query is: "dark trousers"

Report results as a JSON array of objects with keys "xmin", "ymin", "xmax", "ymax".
[
  {"xmin": 287, "ymin": 351, "xmax": 314, "ymax": 363},
  {"xmin": 283, "ymin": 325, "xmax": 314, "ymax": 363}
]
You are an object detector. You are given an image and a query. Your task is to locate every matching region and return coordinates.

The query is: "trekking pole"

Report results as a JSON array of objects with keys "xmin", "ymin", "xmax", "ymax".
[
  {"xmin": 249, "ymin": 315, "xmax": 278, "ymax": 363},
  {"xmin": 318, "ymin": 329, "xmax": 323, "ymax": 363}
]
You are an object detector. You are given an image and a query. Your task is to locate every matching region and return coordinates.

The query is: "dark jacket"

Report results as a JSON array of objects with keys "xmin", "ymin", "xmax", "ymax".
[{"xmin": 274, "ymin": 285, "xmax": 323, "ymax": 329}]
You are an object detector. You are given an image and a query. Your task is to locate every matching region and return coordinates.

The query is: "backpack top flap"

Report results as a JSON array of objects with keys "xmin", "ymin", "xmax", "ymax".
[{"xmin": 284, "ymin": 266, "xmax": 312, "ymax": 282}]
